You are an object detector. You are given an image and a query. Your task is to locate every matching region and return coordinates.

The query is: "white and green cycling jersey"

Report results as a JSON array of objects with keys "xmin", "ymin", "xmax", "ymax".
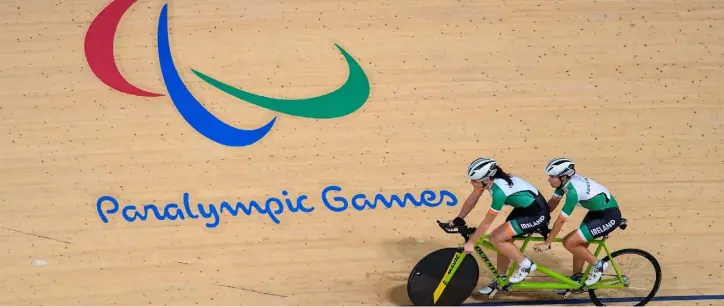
[
  {"xmin": 552, "ymin": 174, "xmax": 619, "ymax": 221},
  {"xmin": 488, "ymin": 176, "xmax": 540, "ymax": 215}
]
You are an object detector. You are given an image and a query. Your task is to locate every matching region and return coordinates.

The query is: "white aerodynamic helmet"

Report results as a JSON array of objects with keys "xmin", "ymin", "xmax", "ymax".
[
  {"xmin": 545, "ymin": 158, "xmax": 576, "ymax": 177},
  {"xmin": 467, "ymin": 158, "xmax": 498, "ymax": 181}
]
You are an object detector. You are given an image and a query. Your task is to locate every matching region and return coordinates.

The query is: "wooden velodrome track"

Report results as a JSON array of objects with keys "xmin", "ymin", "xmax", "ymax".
[{"xmin": 1, "ymin": 0, "xmax": 723, "ymax": 305}]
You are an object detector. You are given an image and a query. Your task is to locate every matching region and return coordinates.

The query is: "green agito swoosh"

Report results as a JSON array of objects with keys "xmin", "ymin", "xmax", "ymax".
[{"xmin": 191, "ymin": 44, "xmax": 370, "ymax": 119}]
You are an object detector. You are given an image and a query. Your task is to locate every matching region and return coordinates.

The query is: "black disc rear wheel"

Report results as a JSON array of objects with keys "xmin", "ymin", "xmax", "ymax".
[
  {"xmin": 588, "ymin": 248, "xmax": 662, "ymax": 306},
  {"xmin": 407, "ymin": 247, "xmax": 479, "ymax": 306}
]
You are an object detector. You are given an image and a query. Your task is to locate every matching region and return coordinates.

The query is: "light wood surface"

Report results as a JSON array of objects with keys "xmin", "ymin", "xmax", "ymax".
[{"xmin": 1, "ymin": 0, "xmax": 722, "ymax": 305}]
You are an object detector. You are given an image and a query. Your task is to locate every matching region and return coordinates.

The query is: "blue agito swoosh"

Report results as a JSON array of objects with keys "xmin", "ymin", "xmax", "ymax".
[{"xmin": 156, "ymin": 3, "xmax": 276, "ymax": 147}]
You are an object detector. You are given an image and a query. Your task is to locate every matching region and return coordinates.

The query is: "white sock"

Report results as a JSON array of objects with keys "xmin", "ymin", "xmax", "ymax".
[{"xmin": 519, "ymin": 257, "xmax": 532, "ymax": 269}]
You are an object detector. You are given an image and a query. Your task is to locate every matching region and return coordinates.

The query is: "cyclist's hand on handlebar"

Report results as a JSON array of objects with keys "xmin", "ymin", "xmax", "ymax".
[
  {"xmin": 448, "ymin": 217, "xmax": 465, "ymax": 227},
  {"xmin": 463, "ymin": 242, "xmax": 475, "ymax": 254},
  {"xmin": 534, "ymin": 242, "xmax": 552, "ymax": 252}
]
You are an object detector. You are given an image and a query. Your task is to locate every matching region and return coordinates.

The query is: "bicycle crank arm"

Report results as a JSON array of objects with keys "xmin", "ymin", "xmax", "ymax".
[{"xmin": 488, "ymin": 289, "xmax": 498, "ymax": 298}]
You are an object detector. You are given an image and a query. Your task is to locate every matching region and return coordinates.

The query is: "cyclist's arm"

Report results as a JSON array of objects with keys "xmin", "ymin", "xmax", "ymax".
[
  {"xmin": 547, "ymin": 197, "xmax": 561, "ymax": 213},
  {"xmin": 545, "ymin": 186, "xmax": 578, "ymax": 245},
  {"xmin": 467, "ymin": 208, "xmax": 497, "ymax": 245},
  {"xmin": 455, "ymin": 187, "xmax": 485, "ymax": 220},
  {"xmin": 546, "ymin": 218, "xmax": 566, "ymax": 245},
  {"xmin": 467, "ymin": 185, "xmax": 505, "ymax": 244},
  {"xmin": 546, "ymin": 188, "xmax": 565, "ymax": 212}
]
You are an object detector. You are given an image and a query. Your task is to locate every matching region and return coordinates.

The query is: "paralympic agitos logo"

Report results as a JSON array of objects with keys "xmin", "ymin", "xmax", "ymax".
[{"xmin": 84, "ymin": 0, "xmax": 371, "ymax": 147}]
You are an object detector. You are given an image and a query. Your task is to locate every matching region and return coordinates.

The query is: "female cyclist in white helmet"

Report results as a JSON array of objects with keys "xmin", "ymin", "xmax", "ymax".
[
  {"xmin": 534, "ymin": 158, "xmax": 623, "ymax": 287},
  {"xmin": 450, "ymin": 157, "xmax": 551, "ymax": 294}
]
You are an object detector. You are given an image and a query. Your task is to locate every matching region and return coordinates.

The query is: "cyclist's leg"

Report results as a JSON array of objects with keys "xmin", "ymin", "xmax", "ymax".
[
  {"xmin": 572, "ymin": 245, "xmax": 588, "ymax": 275},
  {"xmin": 570, "ymin": 244, "xmax": 588, "ymax": 286},
  {"xmin": 565, "ymin": 207, "xmax": 622, "ymax": 286},
  {"xmin": 498, "ymin": 207, "xmax": 527, "ymax": 271},
  {"xmin": 489, "ymin": 222, "xmax": 528, "ymax": 282},
  {"xmin": 554, "ymin": 230, "xmax": 588, "ymax": 294},
  {"xmin": 478, "ymin": 207, "xmax": 525, "ymax": 294},
  {"xmin": 555, "ymin": 236, "xmax": 587, "ymax": 294},
  {"xmin": 571, "ymin": 211, "xmax": 596, "ymax": 276},
  {"xmin": 493, "ymin": 205, "xmax": 547, "ymax": 283},
  {"xmin": 563, "ymin": 229, "xmax": 596, "ymax": 266}
]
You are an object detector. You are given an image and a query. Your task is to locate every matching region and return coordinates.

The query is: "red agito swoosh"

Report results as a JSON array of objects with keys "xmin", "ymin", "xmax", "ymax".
[{"xmin": 84, "ymin": 0, "xmax": 163, "ymax": 97}]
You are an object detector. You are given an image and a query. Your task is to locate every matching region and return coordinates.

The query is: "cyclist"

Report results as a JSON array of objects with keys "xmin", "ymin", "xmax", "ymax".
[
  {"xmin": 533, "ymin": 158, "xmax": 623, "ymax": 287},
  {"xmin": 450, "ymin": 158, "xmax": 551, "ymax": 294}
]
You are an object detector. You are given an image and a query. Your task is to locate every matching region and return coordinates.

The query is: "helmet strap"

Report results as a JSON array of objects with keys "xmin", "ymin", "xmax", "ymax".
[
  {"xmin": 481, "ymin": 177, "xmax": 493, "ymax": 190},
  {"xmin": 558, "ymin": 174, "xmax": 571, "ymax": 187}
]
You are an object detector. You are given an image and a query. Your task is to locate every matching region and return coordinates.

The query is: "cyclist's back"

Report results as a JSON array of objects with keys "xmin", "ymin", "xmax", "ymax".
[{"xmin": 554, "ymin": 174, "xmax": 619, "ymax": 221}]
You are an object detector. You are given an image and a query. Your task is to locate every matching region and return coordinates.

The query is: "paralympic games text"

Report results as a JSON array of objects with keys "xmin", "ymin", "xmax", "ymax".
[{"xmin": 96, "ymin": 185, "xmax": 459, "ymax": 228}]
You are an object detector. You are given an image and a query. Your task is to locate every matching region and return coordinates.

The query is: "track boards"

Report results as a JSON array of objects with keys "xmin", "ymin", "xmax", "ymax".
[{"xmin": 407, "ymin": 247, "xmax": 480, "ymax": 305}]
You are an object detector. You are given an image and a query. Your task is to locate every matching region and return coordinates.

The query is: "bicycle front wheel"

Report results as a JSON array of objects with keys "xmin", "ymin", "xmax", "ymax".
[
  {"xmin": 407, "ymin": 247, "xmax": 479, "ymax": 306},
  {"xmin": 588, "ymin": 248, "xmax": 662, "ymax": 306}
]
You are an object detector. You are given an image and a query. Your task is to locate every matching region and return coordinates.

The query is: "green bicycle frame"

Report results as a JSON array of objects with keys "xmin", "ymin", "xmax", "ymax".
[{"xmin": 467, "ymin": 233, "xmax": 628, "ymax": 291}]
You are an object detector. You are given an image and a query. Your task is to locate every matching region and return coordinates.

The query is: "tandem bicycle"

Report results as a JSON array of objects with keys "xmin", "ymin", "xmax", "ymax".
[{"xmin": 406, "ymin": 217, "xmax": 662, "ymax": 306}]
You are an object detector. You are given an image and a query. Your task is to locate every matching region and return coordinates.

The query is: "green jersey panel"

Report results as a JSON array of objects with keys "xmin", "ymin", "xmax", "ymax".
[
  {"xmin": 488, "ymin": 176, "xmax": 540, "ymax": 214},
  {"xmin": 554, "ymin": 174, "xmax": 619, "ymax": 219}
]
